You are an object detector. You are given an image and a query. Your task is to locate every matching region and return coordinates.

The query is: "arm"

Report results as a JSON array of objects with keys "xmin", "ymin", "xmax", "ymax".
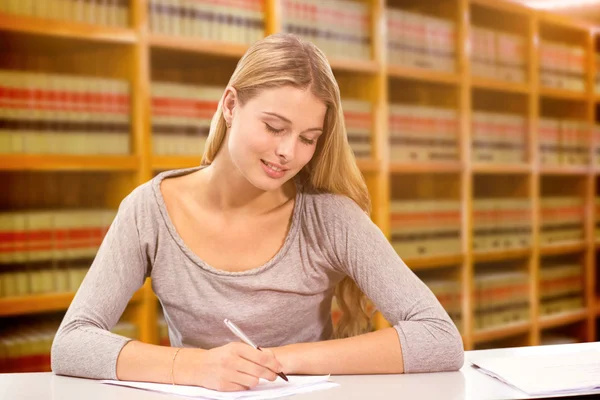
[
  {"xmin": 51, "ymin": 186, "xmax": 283, "ymax": 390},
  {"xmin": 51, "ymin": 190, "xmax": 149, "ymax": 379},
  {"xmin": 272, "ymin": 195, "xmax": 464, "ymax": 374}
]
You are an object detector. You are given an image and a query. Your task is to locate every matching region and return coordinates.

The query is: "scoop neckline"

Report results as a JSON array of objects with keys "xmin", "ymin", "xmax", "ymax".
[{"xmin": 151, "ymin": 165, "xmax": 304, "ymax": 277}]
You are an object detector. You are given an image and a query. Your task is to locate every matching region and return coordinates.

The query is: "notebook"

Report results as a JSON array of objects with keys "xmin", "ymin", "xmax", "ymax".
[
  {"xmin": 470, "ymin": 349, "xmax": 600, "ymax": 396},
  {"xmin": 101, "ymin": 374, "xmax": 339, "ymax": 400}
]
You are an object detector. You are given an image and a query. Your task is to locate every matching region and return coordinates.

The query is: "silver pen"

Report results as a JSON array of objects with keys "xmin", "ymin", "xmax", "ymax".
[{"xmin": 223, "ymin": 318, "xmax": 289, "ymax": 382}]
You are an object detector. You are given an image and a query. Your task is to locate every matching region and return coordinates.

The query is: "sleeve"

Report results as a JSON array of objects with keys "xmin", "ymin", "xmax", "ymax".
[
  {"xmin": 50, "ymin": 189, "xmax": 149, "ymax": 380},
  {"xmin": 323, "ymin": 195, "xmax": 464, "ymax": 373}
]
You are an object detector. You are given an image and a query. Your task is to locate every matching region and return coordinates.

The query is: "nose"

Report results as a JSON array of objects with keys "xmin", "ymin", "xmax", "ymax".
[{"xmin": 276, "ymin": 134, "xmax": 296, "ymax": 163}]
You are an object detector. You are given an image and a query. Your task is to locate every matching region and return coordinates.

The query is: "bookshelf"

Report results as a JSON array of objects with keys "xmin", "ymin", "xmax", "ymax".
[{"xmin": 1, "ymin": 0, "xmax": 599, "ymax": 373}]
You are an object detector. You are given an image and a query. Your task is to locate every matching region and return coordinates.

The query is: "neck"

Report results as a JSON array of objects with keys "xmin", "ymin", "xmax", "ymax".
[{"xmin": 195, "ymin": 159, "xmax": 295, "ymax": 217}]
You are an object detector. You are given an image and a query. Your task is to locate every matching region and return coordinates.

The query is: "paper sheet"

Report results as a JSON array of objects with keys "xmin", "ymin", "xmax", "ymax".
[
  {"xmin": 101, "ymin": 374, "xmax": 339, "ymax": 400},
  {"xmin": 470, "ymin": 350, "xmax": 600, "ymax": 396}
]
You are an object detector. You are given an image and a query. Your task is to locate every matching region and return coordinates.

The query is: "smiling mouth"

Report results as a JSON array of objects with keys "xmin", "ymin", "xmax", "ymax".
[{"xmin": 261, "ymin": 159, "xmax": 287, "ymax": 172}]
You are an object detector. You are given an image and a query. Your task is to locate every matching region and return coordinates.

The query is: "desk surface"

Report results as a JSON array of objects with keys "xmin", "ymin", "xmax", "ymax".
[{"xmin": 2, "ymin": 342, "xmax": 599, "ymax": 400}]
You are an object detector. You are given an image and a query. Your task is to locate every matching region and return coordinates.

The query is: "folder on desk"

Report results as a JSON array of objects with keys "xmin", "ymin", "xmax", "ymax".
[{"xmin": 470, "ymin": 350, "xmax": 600, "ymax": 396}]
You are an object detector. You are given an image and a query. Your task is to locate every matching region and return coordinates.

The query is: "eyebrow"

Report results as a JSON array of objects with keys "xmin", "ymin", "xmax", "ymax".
[{"xmin": 262, "ymin": 112, "xmax": 323, "ymax": 133}]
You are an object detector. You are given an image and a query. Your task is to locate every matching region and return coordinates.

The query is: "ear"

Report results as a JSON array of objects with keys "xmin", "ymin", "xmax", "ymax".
[{"xmin": 222, "ymin": 86, "xmax": 238, "ymax": 127}]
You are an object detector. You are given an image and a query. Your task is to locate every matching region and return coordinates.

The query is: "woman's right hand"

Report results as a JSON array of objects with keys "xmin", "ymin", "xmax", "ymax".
[{"xmin": 175, "ymin": 343, "xmax": 284, "ymax": 391}]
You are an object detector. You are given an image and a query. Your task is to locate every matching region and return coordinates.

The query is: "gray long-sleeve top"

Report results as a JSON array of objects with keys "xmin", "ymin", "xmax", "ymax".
[{"xmin": 51, "ymin": 166, "xmax": 464, "ymax": 380}]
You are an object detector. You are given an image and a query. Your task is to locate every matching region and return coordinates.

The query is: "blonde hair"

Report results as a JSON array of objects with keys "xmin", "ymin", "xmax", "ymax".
[{"xmin": 202, "ymin": 33, "xmax": 373, "ymax": 338}]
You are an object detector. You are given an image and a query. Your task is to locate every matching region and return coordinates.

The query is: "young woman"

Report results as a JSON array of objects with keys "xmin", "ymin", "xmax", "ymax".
[{"xmin": 51, "ymin": 33, "xmax": 463, "ymax": 392}]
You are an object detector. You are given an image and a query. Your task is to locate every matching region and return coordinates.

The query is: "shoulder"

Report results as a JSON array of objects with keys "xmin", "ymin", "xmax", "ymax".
[{"xmin": 301, "ymin": 190, "xmax": 371, "ymax": 230}]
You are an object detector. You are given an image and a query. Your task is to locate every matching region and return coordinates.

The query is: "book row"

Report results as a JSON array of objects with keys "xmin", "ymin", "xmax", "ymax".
[
  {"xmin": 390, "ymin": 200, "xmax": 461, "ymax": 259},
  {"xmin": 389, "ymin": 104, "xmax": 459, "ymax": 163},
  {"xmin": 0, "ymin": 265, "xmax": 88, "ymax": 298},
  {"xmin": 282, "ymin": 0, "xmax": 371, "ymax": 61},
  {"xmin": 539, "ymin": 41, "xmax": 586, "ymax": 92},
  {"xmin": 0, "ymin": 0, "xmax": 129, "ymax": 27},
  {"xmin": 148, "ymin": 0, "xmax": 264, "ymax": 45},
  {"xmin": 0, "ymin": 209, "xmax": 115, "ymax": 264},
  {"xmin": 386, "ymin": 9, "xmax": 455, "ymax": 73},
  {"xmin": 474, "ymin": 270, "xmax": 529, "ymax": 331},
  {"xmin": 540, "ymin": 197, "xmax": 585, "ymax": 247},
  {"xmin": 539, "ymin": 118, "xmax": 591, "ymax": 166},
  {"xmin": 471, "ymin": 112, "xmax": 527, "ymax": 164},
  {"xmin": 473, "ymin": 199, "xmax": 532, "ymax": 253},
  {"xmin": 470, "ymin": 27, "xmax": 526, "ymax": 83},
  {"xmin": 0, "ymin": 319, "xmax": 137, "ymax": 373},
  {"xmin": 0, "ymin": 70, "xmax": 130, "ymax": 156}
]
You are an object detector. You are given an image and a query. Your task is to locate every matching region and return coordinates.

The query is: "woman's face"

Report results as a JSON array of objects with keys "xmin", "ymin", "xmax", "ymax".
[{"xmin": 224, "ymin": 85, "xmax": 327, "ymax": 191}]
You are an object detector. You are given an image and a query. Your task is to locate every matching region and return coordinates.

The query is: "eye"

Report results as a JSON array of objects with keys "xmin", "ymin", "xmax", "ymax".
[
  {"xmin": 264, "ymin": 123, "xmax": 284, "ymax": 134},
  {"xmin": 300, "ymin": 136, "xmax": 316, "ymax": 146}
]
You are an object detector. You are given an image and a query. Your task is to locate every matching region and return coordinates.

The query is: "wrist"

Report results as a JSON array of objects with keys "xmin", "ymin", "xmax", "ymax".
[
  {"xmin": 173, "ymin": 347, "xmax": 206, "ymax": 385},
  {"xmin": 270, "ymin": 343, "xmax": 304, "ymax": 375}
]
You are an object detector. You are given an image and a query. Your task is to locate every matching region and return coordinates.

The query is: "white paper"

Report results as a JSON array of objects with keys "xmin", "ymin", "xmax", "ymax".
[
  {"xmin": 101, "ymin": 374, "xmax": 339, "ymax": 400},
  {"xmin": 470, "ymin": 350, "xmax": 600, "ymax": 396}
]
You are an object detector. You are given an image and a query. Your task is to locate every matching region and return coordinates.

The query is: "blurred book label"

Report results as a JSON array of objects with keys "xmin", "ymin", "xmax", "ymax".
[
  {"xmin": 283, "ymin": 0, "xmax": 371, "ymax": 61},
  {"xmin": 474, "ymin": 270, "xmax": 529, "ymax": 331},
  {"xmin": 470, "ymin": 27, "xmax": 526, "ymax": 83},
  {"xmin": 0, "ymin": 70, "xmax": 130, "ymax": 156},
  {"xmin": 0, "ymin": 0, "xmax": 130, "ymax": 27},
  {"xmin": 539, "ymin": 118, "xmax": 589, "ymax": 167},
  {"xmin": 390, "ymin": 199, "xmax": 461, "ymax": 259},
  {"xmin": 472, "ymin": 112, "xmax": 527, "ymax": 164},
  {"xmin": 151, "ymin": 82, "xmax": 222, "ymax": 156},
  {"xmin": 540, "ymin": 41, "xmax": 585, "ymax": 92},
  {"xmin": 0, "ymin": 209, "xmax": 116, "ymax": 298},
  {"xmin": 342, "ymin": 99, "xmax": 372, "ymax": 160},
  {"xmin": 540, "ymin": 262, "xmax": 584, "ymax": 317},
  {"xmin": 387, "ymin": 9, "xmax": 455, "ymax": 72},
  {"xmin": 0, "ymin": 318, "xmax": 137, "ymax": 373},
  {"xmin": 389, "ymin": 104, "xmax": 459, "ymax": 162},
  {"xmin": 473, "ymin": 199, "xmax": 532, "ymax": 253},
  {"xmin": 148, "ymin": 0, "xmax": 264, "ymax": 45},
  {"xmin": 540, "ymin": 197, "xmax": 585, "ymax": 247}
]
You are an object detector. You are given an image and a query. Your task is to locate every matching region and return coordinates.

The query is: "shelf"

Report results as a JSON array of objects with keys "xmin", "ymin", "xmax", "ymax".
[
  {"xmin": 149, "ymin": 34, "xmax": 249, "ymax": 58},
  {"xmin": 471, "ymin": 77, "xmax": 530, "ymax": 95},
  {"xmin": 0, "ymin": 12, "xmax": 137, "ymax": 44},
  {"xmin": 328, "ymin": 58, "xmax": 379, "ymax": 74},
  {"xmin": 539, "ymin": 309, "xmax": 588, "ymax": 330},
  {"xmin": 387, "ymin": 65, "xmax": 460, "ymax": 85},
  {"xmin": 539, "ymin": 165, "xmax": 590, "ymax": 175},
  {"xmin": 0, "ymin": 155, "xmax": 140, "ymax": 171},
  {"xmin": 538, "ymin": 10, "xmax": 593, "ymax": 32},
  {"xmin": 473, "ymin": 248, "xmax": 532, "ymax": 264},
  {"xmin": 0, "ymin": 288, "xmax": 145, "ymax": 317},
  {"xmin": 473, "ymin": 321, "xmax": 532, "ymax": 343},
  {"xmin": 470, "ymin": 0, "xmax": 533, "ymax": 15},
  {"xmin": 357, "ymin": 159, "xmax": 381, "ymax": 173},
  {"xmin": 152, "ymin": 156, "xmax": 202, "ymax": 171},
  {"xmin": 389, "ymin": 161, "xmax": 462, "ymax": 174},
  {"xmin": 539, "ymin": 242, "xmax": 587, "ymax": 256},
  {"xmin": 472, "ymin": 163, "xmax": 531, "ymax": 174},
  {"xmin": 539, "ymin": 87, "xmax": 589, "ymax": 102},
  {"xmin": 404, "ymin": 254, "xmax": 464, "ymax": 270}
]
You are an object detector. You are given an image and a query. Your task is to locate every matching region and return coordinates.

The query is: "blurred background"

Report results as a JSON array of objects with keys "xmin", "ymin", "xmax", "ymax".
[{"xmin": 1, "ymin": 0, "xmax": 600, "ymax": 373}]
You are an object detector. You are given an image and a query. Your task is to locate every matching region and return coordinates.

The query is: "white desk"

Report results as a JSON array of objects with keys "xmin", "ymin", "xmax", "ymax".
[{"xmin": 1, "ymin": 342, "xmax": 598, "ymax": 400}]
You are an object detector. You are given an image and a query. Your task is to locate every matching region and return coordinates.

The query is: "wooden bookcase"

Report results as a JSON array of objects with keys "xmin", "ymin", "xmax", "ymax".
[{"xmin": 0, "ymin": 0, "xmax": 599, "ymax": 358}]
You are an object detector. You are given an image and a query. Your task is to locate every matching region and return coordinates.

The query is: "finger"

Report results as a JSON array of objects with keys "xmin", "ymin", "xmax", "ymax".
[
  {"xmin": 234, "ymin": 357, "xmax": 278, "ymax": 382},
  {"xmin": 229, "ymin": 371, "xmax": 260, "ymax": 389},
  {"xmin": 214, "ymin": 380, "xmax": 249, "ymax": 392},
  {"xmin": 236, "ymin": 345, "xmax": 282, "ymax": 374}
]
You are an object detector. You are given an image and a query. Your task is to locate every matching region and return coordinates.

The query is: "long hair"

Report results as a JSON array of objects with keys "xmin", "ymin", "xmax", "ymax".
[{"xmin": 202, "ymin": 33, "xmax": 373, "ymax": 338}]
